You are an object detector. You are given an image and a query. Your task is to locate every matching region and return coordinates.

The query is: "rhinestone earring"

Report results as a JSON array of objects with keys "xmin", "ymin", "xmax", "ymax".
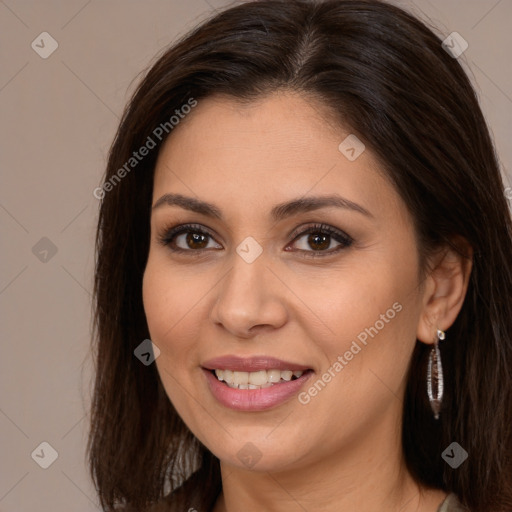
[{"xmin": 427, "ymin": 329, "xmax": 445, "ymax": 420}]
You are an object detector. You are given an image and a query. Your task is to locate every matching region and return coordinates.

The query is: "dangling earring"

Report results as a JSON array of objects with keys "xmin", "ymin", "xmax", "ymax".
[{"xmin": 427, "ymin": 329, "xmax": 445, "ymax": 420}]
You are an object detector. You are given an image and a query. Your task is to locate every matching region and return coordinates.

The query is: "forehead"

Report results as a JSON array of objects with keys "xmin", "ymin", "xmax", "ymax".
[
  {"xmin": 152, "ymin": 91, "xmax": 403, "ymax": 225},
  {"xmin": 155, "ymin": 91, "xmax": 346, "ymax": 170}
]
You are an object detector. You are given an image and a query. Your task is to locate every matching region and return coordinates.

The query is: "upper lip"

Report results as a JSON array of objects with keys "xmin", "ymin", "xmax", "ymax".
[{"xmin": 202, "ymin": 355, "xmax": 312, "ymax": 372}]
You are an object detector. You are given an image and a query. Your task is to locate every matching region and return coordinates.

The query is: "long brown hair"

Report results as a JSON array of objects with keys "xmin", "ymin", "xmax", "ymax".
[{"xmin": 87, "ymin": 1, "xmax": 512, "ymax": 510}]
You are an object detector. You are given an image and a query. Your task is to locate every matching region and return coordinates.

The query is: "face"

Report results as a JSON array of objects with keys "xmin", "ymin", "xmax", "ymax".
[{"xmin": 142, "ymin": 90, "xmax": 427, "ymax": 473}]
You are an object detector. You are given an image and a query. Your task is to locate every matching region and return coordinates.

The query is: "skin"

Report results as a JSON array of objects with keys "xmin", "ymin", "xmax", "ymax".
[{"xmin": 142, "ymin": 90, "xmax": 472, "ymax": 512}]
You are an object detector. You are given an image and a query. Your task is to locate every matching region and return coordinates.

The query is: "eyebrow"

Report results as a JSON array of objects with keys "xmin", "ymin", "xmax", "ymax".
[{"xmin": 151, "ymin": 192, "xmax": 373, "ymax": 220}]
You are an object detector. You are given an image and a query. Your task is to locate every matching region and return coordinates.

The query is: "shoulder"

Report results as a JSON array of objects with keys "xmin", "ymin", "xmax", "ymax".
[{"xmin": 437, "ymin": 493, "xmax": 470, "ymax": 512}]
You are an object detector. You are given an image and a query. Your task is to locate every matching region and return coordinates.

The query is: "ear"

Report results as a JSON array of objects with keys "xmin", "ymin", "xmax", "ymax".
[{"xmin": 416, "ymin": 236, "xmax": 473, "ymax": 345}]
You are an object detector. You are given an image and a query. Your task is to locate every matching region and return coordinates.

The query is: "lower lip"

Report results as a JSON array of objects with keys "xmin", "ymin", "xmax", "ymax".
[{"xmin": 202, "ymin": 368, "xmax": 314, "ymax": 412}]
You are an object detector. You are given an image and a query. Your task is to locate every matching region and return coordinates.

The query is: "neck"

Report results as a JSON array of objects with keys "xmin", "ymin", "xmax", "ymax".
[{"xmin": 212, "ymin": 411, "xmax": 447, "ymax": 512}]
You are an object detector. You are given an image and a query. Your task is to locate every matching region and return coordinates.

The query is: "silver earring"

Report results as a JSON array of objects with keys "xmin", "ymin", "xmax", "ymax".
[{"xmin": 427, "ymin": 329, "xmax": 445, "ymax": 420}]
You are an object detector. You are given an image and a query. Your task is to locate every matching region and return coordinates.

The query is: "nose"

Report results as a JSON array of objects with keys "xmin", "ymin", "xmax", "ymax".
[{"xmin": 209, "ymin": 252, "xmax": 288, "ymax": 339}]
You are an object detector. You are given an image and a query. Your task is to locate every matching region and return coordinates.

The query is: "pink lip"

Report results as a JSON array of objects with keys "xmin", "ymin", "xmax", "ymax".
[
  {"xmin": 202, "ymin": 367, "xmax": 314, "ymax": 412},
  {"xmin": 202, "ymin": 355, "xmax": 312, "ymax": 373}
]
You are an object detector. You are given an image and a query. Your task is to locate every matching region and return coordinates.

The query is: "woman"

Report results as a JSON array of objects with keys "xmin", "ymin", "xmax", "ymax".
[{"xmin": 87, "ymin": 1, "xmax": 512, "ymax": 511}]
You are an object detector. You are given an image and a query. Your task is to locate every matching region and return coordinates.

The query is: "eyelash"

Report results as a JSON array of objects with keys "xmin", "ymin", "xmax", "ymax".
[{"xmin": 157, "ymin": 222, "xmax": 354, "ymax": 259}]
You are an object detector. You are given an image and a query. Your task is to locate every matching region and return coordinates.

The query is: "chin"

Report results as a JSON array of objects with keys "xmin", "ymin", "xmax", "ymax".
[{"xmin": 208, "ymin": 434, "xmax": 310, "ymax": 473}]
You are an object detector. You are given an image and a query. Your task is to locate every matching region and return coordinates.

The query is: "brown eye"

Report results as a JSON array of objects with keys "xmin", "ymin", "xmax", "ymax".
[
  {"xmin": 289, "ymin": 223, "xmax": 353, "ymax": 257},
  {"xmin": 305, "ymin": 233, "xmax": 331, "ymax": 251},
  {"xmin": 183, "ymin": 232, "xmax": 209, "ymax": 250},
  {"xmin": 158, "ymin": 224, "xmax": 222, "ymax": 253}
]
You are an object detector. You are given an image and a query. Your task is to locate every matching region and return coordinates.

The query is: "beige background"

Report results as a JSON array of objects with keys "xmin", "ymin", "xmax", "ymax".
[{"xmin": 1, "ymin": 0, "xmax": 511, "ymax": 510}]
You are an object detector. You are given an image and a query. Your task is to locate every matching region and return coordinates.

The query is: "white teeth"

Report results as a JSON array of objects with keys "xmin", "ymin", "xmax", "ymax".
[
  {"xmin": 281, "ymin": 370, "xmax": 293, "ymax": 381},
  {"xmin": 248, "ymin": 370, "xmax": 268, "ymax": 386},
  {"xmin": 233, "ymin": 371, "xmax": 249, "ymax": 386},
  {"xmin": 223, "ymin": 369, "xmax": 234, "ymax": 384},
  {"xmin": 213, "ymin": 369, "xmax": 305, "ymax": 390},
  {"xmin": 267, "ymin": 369, "xmax": 281, "ymax": 383}
]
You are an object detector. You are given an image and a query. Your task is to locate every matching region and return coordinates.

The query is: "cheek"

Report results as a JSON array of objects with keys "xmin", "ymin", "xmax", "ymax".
[
  {"xmin": 295, "ymin": 238, "xmax": 417, "ymax": 369},
  {"xmin": 142, "ymin": 252, "xmax": 203, "ymax": 343},
  {"xmin": 289, "ymin": 253, "xmax": 415, "ymax": 351},
  {"xmin": 142, "ymin": 256, "xmax": 205, "ymax": 427},
  {"xmin": 311, "ymin": 256, "xmax": 420, "ymax": 419},
  {"xmin": 142, "ymin": 255, "xmax": 197, "ymax": 369}
]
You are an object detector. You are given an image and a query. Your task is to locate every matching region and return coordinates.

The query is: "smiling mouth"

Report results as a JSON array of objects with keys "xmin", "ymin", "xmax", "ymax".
[{"xmin": 211, "ymin": 369, "xmax": 313, "ymax": 390}]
